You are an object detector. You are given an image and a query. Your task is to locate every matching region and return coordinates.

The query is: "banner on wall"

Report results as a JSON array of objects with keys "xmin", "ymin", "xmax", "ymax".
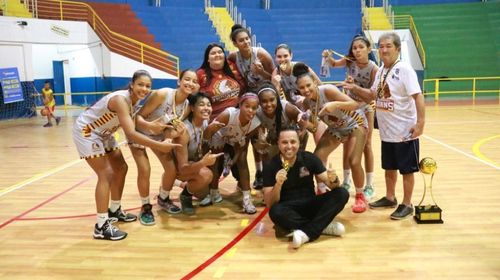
[{"xmin": 1, "ymin": 67, "xmax": 24, "ymax": 104}]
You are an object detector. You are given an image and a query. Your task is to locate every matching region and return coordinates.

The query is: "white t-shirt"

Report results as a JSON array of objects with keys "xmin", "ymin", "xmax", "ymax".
[{"xmin": 371, "ymin": 60, "xmax": 421, "ymax": 142}]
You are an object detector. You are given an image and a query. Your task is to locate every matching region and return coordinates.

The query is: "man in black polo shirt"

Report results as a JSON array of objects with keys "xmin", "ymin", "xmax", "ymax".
[{"xmin": 262, "ymin": 127, "xmax": 349, "ymax": 249}]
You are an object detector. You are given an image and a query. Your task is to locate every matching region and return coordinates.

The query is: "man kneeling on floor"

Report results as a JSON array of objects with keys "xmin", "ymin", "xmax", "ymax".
[{"xmin": 262, "ymin": 126, "xmax": 349, "ymax": 249}]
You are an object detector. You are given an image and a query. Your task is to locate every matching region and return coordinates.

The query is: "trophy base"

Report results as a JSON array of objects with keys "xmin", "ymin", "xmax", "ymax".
[{"xmin": 414, "ymin": 205, "xmax": 443, "ymax": 224}]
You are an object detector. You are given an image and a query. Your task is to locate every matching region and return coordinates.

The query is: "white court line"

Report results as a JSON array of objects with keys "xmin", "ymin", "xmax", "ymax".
[
  {"xmin": 422, "ymin": 135, "xmax": 500, "ymax": 171},
  {"xmin": 0, "ymin": 141, "xmax": 127, "ymax": 198}
]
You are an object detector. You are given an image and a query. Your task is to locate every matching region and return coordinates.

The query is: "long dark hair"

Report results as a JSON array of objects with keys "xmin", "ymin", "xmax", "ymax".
[
  {"xmin": 257, "ymin": 82, "xmax": 283, "ymax": 138},
  {"xmin": 291, "ymin": 62, "xmax": 311, "ymax": 81},
  {"xmin": 198, "ymin": 43, "xmax": 236, "ymax": 86}
]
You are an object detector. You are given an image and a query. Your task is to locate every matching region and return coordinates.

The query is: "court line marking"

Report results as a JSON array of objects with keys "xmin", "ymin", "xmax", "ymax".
[
  {"xmin": 472, "ymin": 135, "xmax": 500, "ymax": 167},
  {"xmin": 0, "ymin": 175, "xmax": 94, "ymax": 230},
  {"xmin": 0, "ymin": 159, "xmax": 83, "ymax": 198},
  {"xmin": 180, "ymin": 208, "xmax": 269, "ymax": 280},
  {"xmin": 0, "ymin": 141, "xmax": 128, "ymax": 198},
  {"xmin": 423, "ymin": 135, "xmax": 500, "ymax": 170}
]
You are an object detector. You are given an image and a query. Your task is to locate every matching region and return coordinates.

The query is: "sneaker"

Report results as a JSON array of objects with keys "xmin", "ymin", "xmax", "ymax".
[
  {"xmin": 199, "ymin": 194, "xmax": 212, "ymax": 207},
  {"xmin": 157, "ymin": 196, "xmax": 181, "ymax": 214},
  {"xmin": 322, "ymin": 221, "xmax": 345, "ymax": 236},
  {"xmin": 180, "ymin": 194, "xmax": 195, "ymax": 215},
  {"xmin": 108, "ymin": 206, "xmax": 137, "ymax": 222},
  {"xmin": 340, "ymin": 182, "xmax": 351, "ymax": 191},
  {"xmin": 352, "ymin": 193, "xmax": 367, "ymax": 213},
  {"xmin": 43, "ymin": 122, "xmax": 53, "ymax": 127},
  {"xmin": 212, "ymin": 191, "xmax": 223, "ymax": 204},
  {"xmin": 253, "ymin": 170, "xmax": 264, "ymax": 190},
  {"xmin": 390, "ymin": 204, "xmax": 414, "ymax": 220},
  {"xmin": 242, "ymin": 198, "xmax": 256, "ymax": 214},
  {"xmin": 139, "ymin": 203, "xmax": 155, "ymax": 226},
  {"xmin": 55, "ymin": 116, "xmax": 61, "ymax": 125},
  {"xmin": 291, "ymin": 230, "xmax": 310, "ymax": 249},
  {"xmin": 369, "ymin": 197, "xmax": 398, "ymax": 209},
  {"xmin": 363, "ymin": 185, "xmax": 375, "ymax": 201},
  {"xmin": 93, "ymin": 219, "xmax": 127, "ymax": 241}
]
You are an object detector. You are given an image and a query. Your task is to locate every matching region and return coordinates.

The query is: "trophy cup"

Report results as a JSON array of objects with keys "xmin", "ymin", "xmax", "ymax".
[{"xmin": 414, "ymin": 157, "xmax": 444, "ymax": 224}]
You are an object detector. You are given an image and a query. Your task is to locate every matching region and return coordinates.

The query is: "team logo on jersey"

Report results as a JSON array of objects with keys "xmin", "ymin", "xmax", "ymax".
[
  {"xmin": 211, "ymin": 79, "xmax": 239, "ymax": 103},
  {"xmin": 92, "ymin": 142, "xmax": 100, "ymax": 152},
  {"xmin": 299, "ymin": 167, "xmax": 310, "ymax": 178}
]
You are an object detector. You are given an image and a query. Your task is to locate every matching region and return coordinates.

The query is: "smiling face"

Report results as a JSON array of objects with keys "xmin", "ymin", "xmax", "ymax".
[
  {"xmin": 233, "ymin": 31, "xmax": 252, "ymax": 53},
  {"xmin": 296, "ymin": 74, "xmax": 317, "ymax": 100},
  {"xmin": 259, "ymin": 90, "xmax": 278, "ymax": 117},
  {"xmin": 278, "ymin": 129, "xmax": 299, "ymax": 161},
  {"xmin": 130, "ymin": 75, "xmax": 152, "ymax": 101},
  {"xmin": 178, "ymin": 71, "xmax": 199, "ymax": 95},
  {"xmin": 207, "ymin": 46, "xmax": 226, "ymax": 70},
  {"xmin": 192, "ymin": 96, "xmax": 212, "ymax": 122},
  {"xmin": 275, "ymin": 47, "xmax": 292, "ymax": 69}
]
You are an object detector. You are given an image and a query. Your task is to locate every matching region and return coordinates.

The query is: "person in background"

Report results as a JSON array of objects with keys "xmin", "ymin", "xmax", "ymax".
[{"xmin": 41, "ymin": 80, "xmax": 61, "ymax": 127}]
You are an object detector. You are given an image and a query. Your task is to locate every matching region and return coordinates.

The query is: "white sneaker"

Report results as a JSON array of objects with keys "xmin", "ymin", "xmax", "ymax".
[
  {"xmin": 363, "ymin": 185, "xmax": 375, "ymax": 201},
  {"xmin": 292, "ymin": 230, "xmax": 310, "ymax": 249},
  {"xmin": 242, "ymin": 198, "xmax": 256, "ymax": 214},
  {"xmin": 322, "ymin": 221, "xmax": 345, "ymax": 236}
]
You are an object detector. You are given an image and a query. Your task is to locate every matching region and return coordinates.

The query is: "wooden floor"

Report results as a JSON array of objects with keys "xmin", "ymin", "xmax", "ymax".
[{"xmin": 1, "ymin": 103, "xmax": 500, "ymax": 280}]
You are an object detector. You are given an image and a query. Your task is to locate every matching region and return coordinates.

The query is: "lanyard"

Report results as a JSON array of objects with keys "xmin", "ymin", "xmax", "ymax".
[{"xmin": 378, "ymin": 59, "xmax": 400, "ymax": 94}]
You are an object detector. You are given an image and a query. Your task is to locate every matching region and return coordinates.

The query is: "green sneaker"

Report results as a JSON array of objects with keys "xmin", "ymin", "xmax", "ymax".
[
  {"xmin": 340, "ymin": 182, "xmax": 351, "ymax": 191},
  {"xmin": 363, "ymin": 185, "xmax": 375, "ymax": 201},
  {"xmin": 139, "ymin": 203, "xmax": 155, "ymax": 226}
]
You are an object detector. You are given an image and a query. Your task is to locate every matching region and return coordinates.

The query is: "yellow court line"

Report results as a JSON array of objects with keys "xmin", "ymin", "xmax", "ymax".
[
  {"xmin": 240, "ymin": 219, "xmax": 249, "ymax": 227},
  {"xmin": 472, "ymin": 135, "xmax": 500, "ymax": 168},
  {"xmin": 213, "ymin": 267, "xmax": 226, "ymax": 278},
  {"xmin": 0, "ymin": 159, "xmax": 83, "ymax": 197},
  {"xmin": 225, "ymin": 248, "xmax": 237, "ymax": 258}
]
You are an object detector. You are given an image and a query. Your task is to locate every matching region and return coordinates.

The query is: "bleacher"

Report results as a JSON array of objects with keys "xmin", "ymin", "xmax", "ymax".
[
  {"xmin": 239, "ymin": 0, "xmax": 362, "ymax": 82},
  {"xmin": 394, "ymin": 2, "xmax": 499, "ymax": 79}
]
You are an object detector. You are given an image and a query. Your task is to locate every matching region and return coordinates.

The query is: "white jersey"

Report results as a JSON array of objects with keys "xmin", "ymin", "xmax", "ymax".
[
  {"xmin": 256, "ymin": 99, "xmax": 292, "ymax": 144},
  {"xmin": 138, "ymin": 88, "xmax": 188, "ymax": 136},
  {"xmin": 346, "ymin": 60, "xmax": 376, "ymax": 103},
  {"xmin": 306, "ymin": 85, "xmax": 366, "ymax": 139},
  {"xmin": 183, "ymin": 119, "xmax": 208, "ymax": 161},
  {"xmin": 371, "ymin": 60, "xmax": 421, "ymax": 142},
  {"xmin": 210, "ymin": 107, "xmax": 261, "ymax": 148},
  {"xmin": 74, "ymin": 90, "xmax": 137, "ymax": 139},
  {"xmin": 277, "ymin": 61, "xmax": 300, "ymax": 104},
  {"xmin": 235, "ymin": 47, "xmax": 268, "ymax": 92}
]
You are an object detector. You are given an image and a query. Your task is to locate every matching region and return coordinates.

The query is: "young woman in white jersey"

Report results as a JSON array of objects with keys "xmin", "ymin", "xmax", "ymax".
[
  {"xmin": 227, "ymin": 24, "xmax": 274, "ymax": 92},
  {"xmin": 322, "ymin": 36, "xmax": 379, "ymax": 200},
  {"xmin": 227, "ymin": 24, "xmax": 274, "ymax": 189},
  {"xmin": 201, "ymin": 93, "xmax": 264, "ymax": 214},
  {"xmin": 293, "ymin": 63, "xmax": 369, "ymax": 213},
  {"xmin": 131, "ymin": 69, "xmax": 198, "ymax": 225},
  {"xmin": 173, "ymin": 92, "xmax": 223, "ymax": 215},
  {"xmin": 72, "ymin": 70, "xmax": 181, "ymax": 241},
  {"xmin": 255, "ymin": 82, "xmax": 308, "ymax": 165},
  {"xmin": 271, "ymin": 44, "xmax": 326, "ymax": 144}
]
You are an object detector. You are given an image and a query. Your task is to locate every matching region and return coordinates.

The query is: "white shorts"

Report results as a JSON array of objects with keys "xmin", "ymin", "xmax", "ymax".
[{"xmin": 72, "ymin": 126, "xmax": 119, "ymax": 159}]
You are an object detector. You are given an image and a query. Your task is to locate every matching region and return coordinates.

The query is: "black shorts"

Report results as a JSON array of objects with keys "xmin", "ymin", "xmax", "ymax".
[{"xmin": 381, "ymin": 139, "xmax": 420, "ymax": 174}]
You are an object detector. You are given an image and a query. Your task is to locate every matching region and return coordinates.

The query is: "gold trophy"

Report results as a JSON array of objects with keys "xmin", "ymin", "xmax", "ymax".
[{"xmin": 414, "ymin": 157, "xmax": 444, "ymax": 224}]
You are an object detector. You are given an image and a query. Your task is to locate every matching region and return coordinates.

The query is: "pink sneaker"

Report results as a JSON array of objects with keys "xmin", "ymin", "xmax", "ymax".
[{"xmin": 352, "ymin": 193, "xmax": 367, "ymax": 213}]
